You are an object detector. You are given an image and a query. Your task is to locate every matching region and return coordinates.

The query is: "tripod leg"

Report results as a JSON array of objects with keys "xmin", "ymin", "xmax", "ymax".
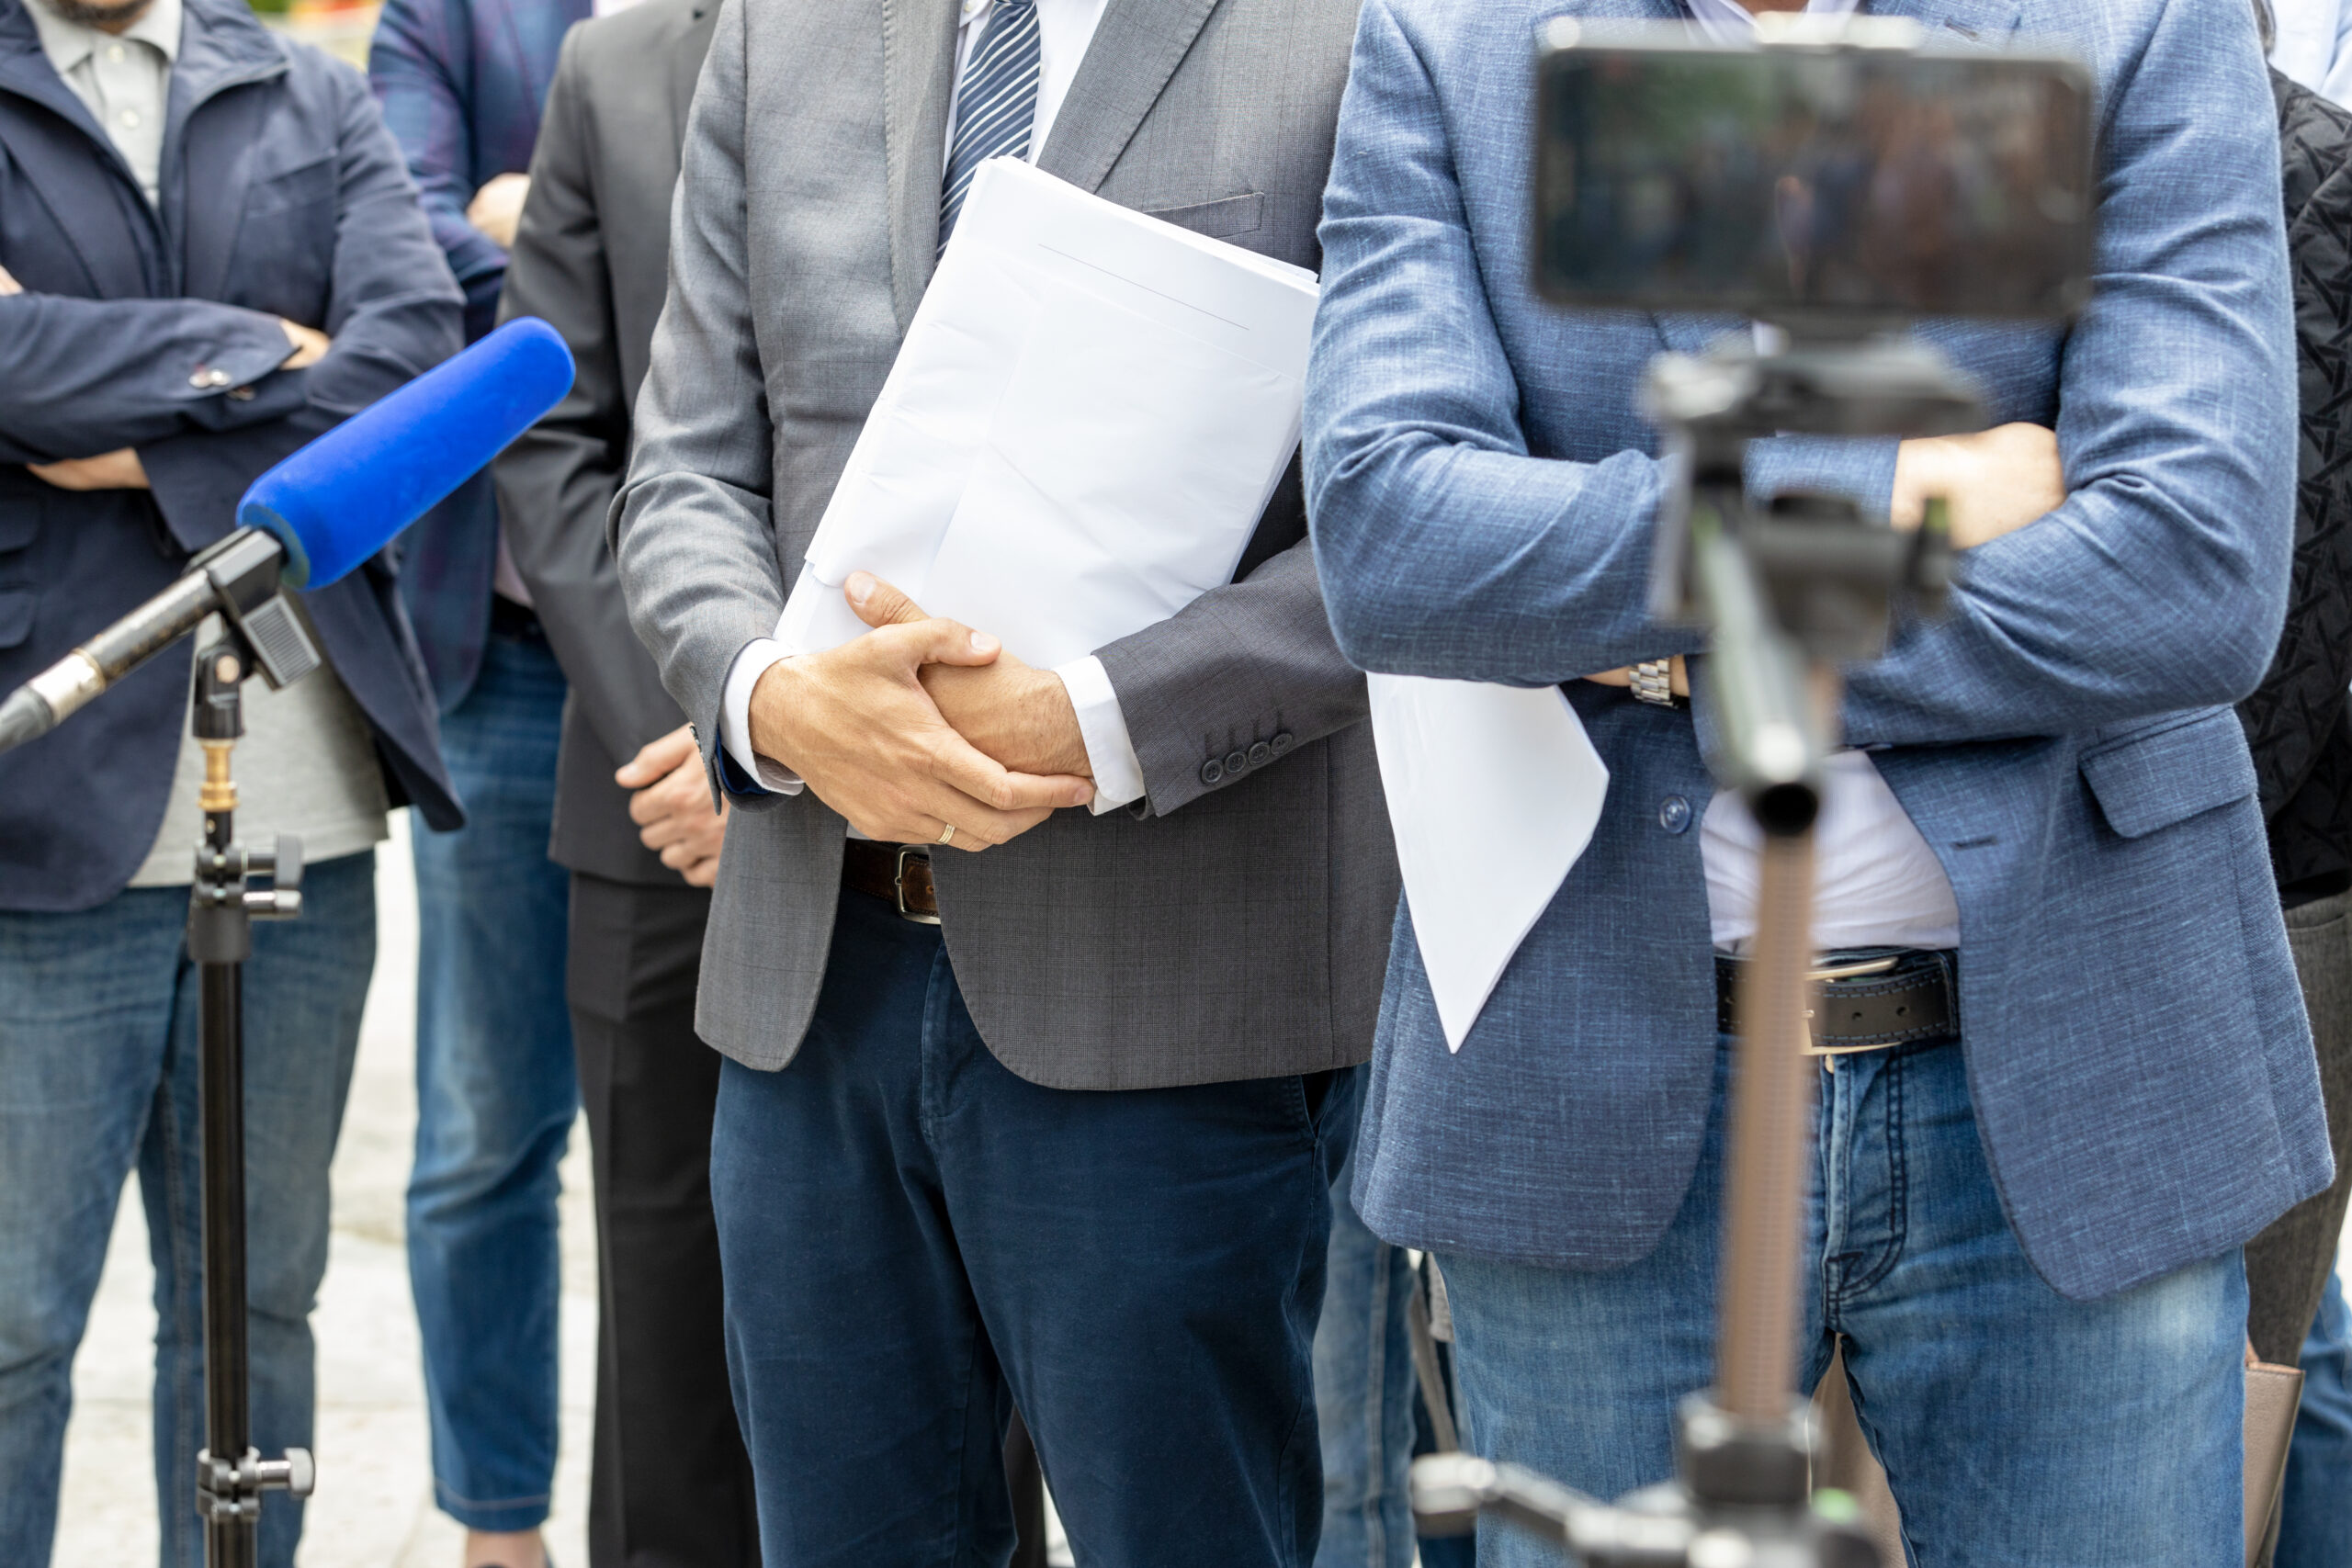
[
  {"xmin": 198, "ymin": 958, "xmax": 256, "ymax": 1568},
  {"xmin": 1006, "ymin": 1410, "xmax": 1046, "ymax": 1568}
]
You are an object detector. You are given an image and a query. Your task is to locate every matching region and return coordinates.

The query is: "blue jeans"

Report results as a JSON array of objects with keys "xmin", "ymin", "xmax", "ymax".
[
  {"xmin": 407, "ymin": 621, "xmax": 576, "ymax": 1532},
  {"xmin": 1439, "ymin": 1033, "xmax": 2246, "ymax": 1568},
  {"xmin": 2278, "ymin": 1269, "xmax": 2352, "ymax": 1568},
  {"xmin": 0, "ymin": 853, "xmax": 375, "ymax": 1568},
  {"xmin": 1314, "ymin": 1150, "xmax": 1418, "ymax": 1568},
  {"xmin": 710, "ymin": 886, "xmax": 1356, "ymax": 1567}
]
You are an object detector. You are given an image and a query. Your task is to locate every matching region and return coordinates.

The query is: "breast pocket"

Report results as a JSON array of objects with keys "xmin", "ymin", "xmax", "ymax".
[
  {"xmin": 1140, "ymin": 192, "xmax": 1266, "ymax": 243},
  {"xmin": 227, "ymin": 155, "xmax": 337, "ymax": 315}
]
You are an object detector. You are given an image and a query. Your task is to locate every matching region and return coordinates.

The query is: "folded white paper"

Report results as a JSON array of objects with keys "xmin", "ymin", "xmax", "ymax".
[
  {"xmin": 1367, "ymin": 675, "xmax": 1610, "ymax": 1051},
  {"xmin": 776, "ymin": 158, "xmax": 1320, "ymax": 671}
]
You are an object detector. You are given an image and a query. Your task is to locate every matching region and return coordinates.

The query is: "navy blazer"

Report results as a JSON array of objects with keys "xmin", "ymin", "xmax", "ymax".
[
  {"xmin": 1306, "ymin": 0, "xmax": 2334, "ymax": 1301},
  {"xmin": 0, "ymin": 0, "xmax": 465, "ymax": 912},
  {"xmin": 369, "ymin": 0, "xmax": 586, "ymax": 709}
]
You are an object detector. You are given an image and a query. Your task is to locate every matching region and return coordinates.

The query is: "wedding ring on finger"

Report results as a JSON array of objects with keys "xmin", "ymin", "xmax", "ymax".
[{"xmin": 937, "ymin": 822, "xmax": 956, "ymax": 847}]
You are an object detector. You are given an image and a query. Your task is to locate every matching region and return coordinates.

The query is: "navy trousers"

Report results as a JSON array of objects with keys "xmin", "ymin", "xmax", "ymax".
[{"xmin": 711, "ymin": 885, "xmax": 1358, "ymax": 1567}]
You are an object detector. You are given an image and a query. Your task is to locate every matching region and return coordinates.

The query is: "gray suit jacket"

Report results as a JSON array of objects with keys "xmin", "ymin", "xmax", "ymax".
[
  {"xmin": 495, "ymin": 0, "xmax": 718, "ymax": 885},
  {"xmin": 614, "ymin": 0, "xmax": 1397, "ymax": 1088}
]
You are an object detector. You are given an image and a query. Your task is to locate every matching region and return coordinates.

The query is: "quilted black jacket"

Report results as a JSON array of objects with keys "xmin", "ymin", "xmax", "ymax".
[{"xmin": 2241, "ymin": 71, "xmax": 2352, "ymax": 904}]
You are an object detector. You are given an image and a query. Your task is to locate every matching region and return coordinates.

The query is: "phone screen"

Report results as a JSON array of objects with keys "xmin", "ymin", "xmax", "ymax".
[{"xmin": 1534, "ymin": 34, "xmax": 2095, "ymax": 321}]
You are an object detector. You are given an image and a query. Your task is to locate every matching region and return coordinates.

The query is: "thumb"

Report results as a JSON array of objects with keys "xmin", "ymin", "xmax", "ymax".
[
  {"xmin": 616, "ymin": 723, "xmax": 697, "ymax": 787},
  {"xmin": 883, "ymin": 615, "xmax": 1003, "ymax": 671},
  {"xmin": 846, "ymin": 571, "xmax": 930, "ymax": 630}
]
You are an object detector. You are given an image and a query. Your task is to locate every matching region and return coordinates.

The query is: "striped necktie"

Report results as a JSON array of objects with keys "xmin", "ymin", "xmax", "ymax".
[{"xmin": 938, "ymin": 0, "xmax": 1043, "ymax": 253}]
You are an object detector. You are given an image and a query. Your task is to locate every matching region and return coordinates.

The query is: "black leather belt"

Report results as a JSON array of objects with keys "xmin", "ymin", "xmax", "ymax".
[{"xmin": 1715, "ymin": 948, "xmax": 1958, "ymax": 1060}]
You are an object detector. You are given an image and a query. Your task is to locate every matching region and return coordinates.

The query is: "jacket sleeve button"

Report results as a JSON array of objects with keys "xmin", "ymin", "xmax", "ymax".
[
  {"xmin": 1200, "ymin": 758, "xmax": 1225, "ymax": 785},
  {"xmin": 1658, "ymin": 795, "xmax": 1693, "ymax": 833},
  {"xmin": 1248, "ymin": 740, "xmax": 1272, "ymax": 768},
  {"xmin": 1270, "ymin": 730, "xmax": 1295, "ymax": 756},
  {"xmin": 1224, "ymin": 749, "xmax": 1249, "ymax": 775}
]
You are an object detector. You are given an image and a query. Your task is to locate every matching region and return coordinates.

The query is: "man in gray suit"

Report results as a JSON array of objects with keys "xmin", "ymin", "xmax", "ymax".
[
  {"xmin": 492, "ymin": 5, "xmax": 759, "ymax": 1564},
  {"xmin": 612, "ymin": 0, "xmax": 1393, "ymax": 1559}
]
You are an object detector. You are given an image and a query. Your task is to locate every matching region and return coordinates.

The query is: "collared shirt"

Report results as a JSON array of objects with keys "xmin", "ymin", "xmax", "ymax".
[
  {"xmin": 719, "ymin": 0, "xmax": 1152, "ymax": 816},
  {"xmin": 1685, "ymin": 0, "xmax": 1860, "ymax": 44},
  {"xmin": 25, "ymin": 0, "xmax": 180, "ymax": 206},
  {"xmin": 2271, "ymin": 0, "xmax": 2352, "ymax": 107}
]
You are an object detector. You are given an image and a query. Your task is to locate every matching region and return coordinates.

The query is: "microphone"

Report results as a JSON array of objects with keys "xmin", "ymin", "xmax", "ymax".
[{"xmin": 0, "ymin": 318, "xmax": 574, "ymax": 754}]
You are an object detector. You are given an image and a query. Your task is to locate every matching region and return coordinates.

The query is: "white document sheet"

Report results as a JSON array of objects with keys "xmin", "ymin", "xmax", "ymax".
[
  {"xmin": 1368, "ymin": 675, "xmax": 1610, "ymax": 1051},
  {"xmin": 775, "ymin": 158, "xmax": 1319, "ymax": 670}
]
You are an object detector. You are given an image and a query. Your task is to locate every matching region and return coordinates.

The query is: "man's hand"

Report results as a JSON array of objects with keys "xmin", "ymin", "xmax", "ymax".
[
  {"xmin": 616, "ymin": 724, "xmax": 729, "ymax": 887},
  {"xmin": 1892, "ymin": 423, "xmax": 2064, "ymax": 549},
  {"xmin": 0, "ymin": 264, "xmax": 20, "ymax": 295},
  {"xmin": 29, "ymin": 448, "xmax": 148, "ymax": 490},
  {"xmin": 467, "ymin": 173, "xmax": 532, "ymax": 251},
  {"xmin": 747, "ymin": 575, "xmax": 1094, "ymax": 847},
  {"xmin": 279, "ymin": 319, "xmax": 331, "ymax": 370},
  {"xmin": 845, "ymin": 574, "xmax": 1091, "ymax": 779}
]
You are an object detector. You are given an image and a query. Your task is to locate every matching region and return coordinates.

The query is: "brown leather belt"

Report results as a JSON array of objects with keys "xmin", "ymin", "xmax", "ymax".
[{"xmin": 843, "ymin": 840, "xmax": 941, "ymax": 924}]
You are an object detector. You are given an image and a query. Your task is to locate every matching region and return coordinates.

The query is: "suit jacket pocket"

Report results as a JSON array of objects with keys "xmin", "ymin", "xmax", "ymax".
[
  {"xmin": 1141, "ymin": 191, "xmax": 1265, "ymax": 242},
  {"xmin": 243, "ymin": 154, "xmax": 337, "ymax": 218},
  {"xmin": 0, "ymin": 583, "xmax": 37, "ymax": 649},
  {"xmin": 2079, "ymin": 707, "xmax": 2259, "ymax": 838}
]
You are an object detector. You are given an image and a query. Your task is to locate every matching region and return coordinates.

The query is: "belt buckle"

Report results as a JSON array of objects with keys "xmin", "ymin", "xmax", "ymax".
[
  {"xmin": 1801, "ymin": 954, "xmax": 1901, "ymax": 1066},
  {"xmin": 893, "ymin": 846, "xmax": 941, "ymax": 926}
]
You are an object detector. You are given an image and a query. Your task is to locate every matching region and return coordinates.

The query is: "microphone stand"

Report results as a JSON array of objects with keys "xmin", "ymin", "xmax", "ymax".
[
  {"xmin": 1409, "ymin": 330, "xmax": 1975, "ymax": 1567},
  {"xmin": 181, "ymin": 594, "xmax": 320, "ymax": 1565}
]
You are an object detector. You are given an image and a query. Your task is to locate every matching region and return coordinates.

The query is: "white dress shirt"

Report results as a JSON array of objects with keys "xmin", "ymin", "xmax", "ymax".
[
  {"xmin": 2271, "ymin": 0, "xmax": 2352, "ymax": 106},
  {"xmin": 24, "ymin": 0, "xmax": 178, "ymax": 205},
  {"xmin": 718, "ymin": 0, "xmax": 1148, "ymax": 813},
  {"xmin": 1674, "ymin": 0, "xmax": 1963, "ymax": 953}
]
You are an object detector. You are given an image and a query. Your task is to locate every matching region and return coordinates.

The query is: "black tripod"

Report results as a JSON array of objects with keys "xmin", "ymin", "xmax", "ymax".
[
  {"xmin": 176, "ymin": 535, "xmax": 326, "ymax": 1566},
  {"xmin": 1409, "ymin": 332, "xmax": 1977, "ymax": 1566}
]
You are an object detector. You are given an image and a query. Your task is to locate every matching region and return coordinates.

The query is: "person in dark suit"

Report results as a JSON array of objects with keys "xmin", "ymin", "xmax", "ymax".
[
  {"xmin": 492, "ymin": 4, "xmax": 758, "ymax": 1564},
  {"xmin": 367, "ymin": 2, "xmax": 584, "ymax": 1562},
  {"xmin": 0, "ymin": 0, "xmax": 463, "ymax": 1560}
]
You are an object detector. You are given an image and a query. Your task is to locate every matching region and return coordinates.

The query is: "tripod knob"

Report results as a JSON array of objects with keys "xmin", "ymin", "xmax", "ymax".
[{"xmin": 252, "ymin": 1447, "xmax": 315, "ymax": 1497}]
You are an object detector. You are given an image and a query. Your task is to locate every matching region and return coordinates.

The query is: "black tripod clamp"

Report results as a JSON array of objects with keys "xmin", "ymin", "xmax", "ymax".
[{"xmin": 183, "ymin": 610, "xmax": 318, "ymax": 1564}]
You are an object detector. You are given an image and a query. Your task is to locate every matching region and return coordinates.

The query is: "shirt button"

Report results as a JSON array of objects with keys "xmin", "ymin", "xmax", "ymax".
[
  {"xmin": 106, "ymin": 42, "xmax": 125, "ymax": 62},
  {"xmin": 1659, "ymin": 795, "xmax": 1693, "ymax": 834},
  {"xmin": 119, "ymin": 108, "xmax": 140, "ymax": 130},
  {"xmin": 1199, "ymin": 758, "xmax": 1225, "ymax": 786},
  {"xmin": 1224, "ymin": 749, "xmax": 1249, "ymax": 775}
]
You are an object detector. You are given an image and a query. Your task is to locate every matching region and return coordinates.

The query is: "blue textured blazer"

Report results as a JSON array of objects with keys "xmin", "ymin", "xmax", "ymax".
[{"xmin": 1305, "ymin": 0, "xmax": 2335, "ymax": 1302}]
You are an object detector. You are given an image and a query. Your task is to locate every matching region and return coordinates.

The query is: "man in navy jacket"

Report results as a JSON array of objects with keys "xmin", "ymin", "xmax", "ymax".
[
  {"xmin": 1307, "ymin": 0, "xmax": 2328, "ymax": 1562},
  {"xmin": 0, "ymin": 0, "xmax": 461, "ymax": 1560},
  {"xmin": 368, "ymin": 3, "xmax": 583, "ymax": 1561}
]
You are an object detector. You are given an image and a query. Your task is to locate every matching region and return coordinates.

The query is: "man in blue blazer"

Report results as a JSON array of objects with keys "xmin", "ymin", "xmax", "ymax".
[
  {"xmin": 1306, "ymin": 0, "xmax": 2332, "ymax": 1561},
  {"xmin": 368, "ymin": 3, "xmax": 583, "ymax": 1561},
  {"xmin": 0, "ymin": 0, "xmax": 462, "ymax": 1560}
]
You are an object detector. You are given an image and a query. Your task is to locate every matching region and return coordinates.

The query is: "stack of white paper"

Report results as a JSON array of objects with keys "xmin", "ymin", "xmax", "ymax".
[
  {"xmin": 775, "ymin": 157, "xmax": 1320, "ymax": 670},
  {"xmin": 783, "ymin": 156, "xmax": 1611, "ymax": 1051}
]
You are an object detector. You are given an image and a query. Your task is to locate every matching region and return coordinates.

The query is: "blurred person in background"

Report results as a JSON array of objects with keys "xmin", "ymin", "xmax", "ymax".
[
  {"xmin": 368, "ymin": 0, "xmax": 585, "ymax": 1562},
  {"xmin": 1306, "ymin": 0, "xmax": 2324, "ymax": 1562},
  {"xmin": 2247, "ymin": 7, "xmax": 2352, "ymax": 1562},
  {"xmin": 0, "ymin": 0, "xmax": 463, "ymax": 1558},
  {"xmin": 492, "ymin": 1, "xmax": 760, "ymax": 1562}
]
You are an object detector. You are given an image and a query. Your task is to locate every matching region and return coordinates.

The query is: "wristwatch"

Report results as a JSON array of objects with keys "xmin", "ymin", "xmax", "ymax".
[{"xmin": 1630, "ymin": 658, "xmax": 1679, "ymax": 707}]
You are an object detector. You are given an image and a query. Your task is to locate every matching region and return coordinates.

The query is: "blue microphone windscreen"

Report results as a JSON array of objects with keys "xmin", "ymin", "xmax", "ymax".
[{"xmin": 237, "ymin": 318, "xmax": 576, "ymax": 589}]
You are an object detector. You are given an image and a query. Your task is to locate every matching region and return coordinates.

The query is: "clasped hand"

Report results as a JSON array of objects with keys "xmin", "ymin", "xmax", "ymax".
[{"xmin": 745, "ymin": 571, "xmax": 1094, "ymax": 850}]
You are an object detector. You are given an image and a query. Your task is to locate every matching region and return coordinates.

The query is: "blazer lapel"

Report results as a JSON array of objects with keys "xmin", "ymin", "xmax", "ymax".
[
  {"xmin": 1878, "ymin": 0, "xmax": 2023, "ymax": 46},
  {"xmin": 880, "ymin": 0, "xmax": 958, "ymax": 332},
  {"xmin": 667, "ymin": 1, "xmax": 718, "ymax": 150},
  {"xmin": 0, "ymin": 6, "xmax": 161, "ymax": 295},
  {"xmin": 1035, "ymin": 0, "xmax": 1218, "ymax": 196},
  {"xmin": 164, "ymin": 0, "xmax": 285, "ymax": 300}
]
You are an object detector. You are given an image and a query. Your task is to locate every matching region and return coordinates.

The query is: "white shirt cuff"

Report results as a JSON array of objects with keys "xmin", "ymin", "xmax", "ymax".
[
  {"xmin": 1054, "ymin": 654, "xmax": 1146, "ymax": 814},
  {"xmin": 718, "ymin": 637, "xmax": 806, "ymax": 795}
]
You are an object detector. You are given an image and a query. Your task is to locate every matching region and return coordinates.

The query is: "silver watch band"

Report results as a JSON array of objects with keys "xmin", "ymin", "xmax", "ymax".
[{"xmin": 1630, "ymin": 658, "xmax": 1678, "ymax": 706}]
